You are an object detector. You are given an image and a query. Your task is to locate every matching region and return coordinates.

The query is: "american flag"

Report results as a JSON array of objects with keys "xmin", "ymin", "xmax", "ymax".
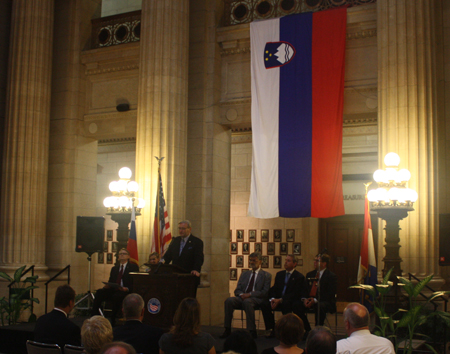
[
  {"xmin": 149, "ymin": 303, "xmax": 159, "ymax": 312},
  {"xmin": 151, "ymin": 170, "xmax": 172, "ymax": 255}
]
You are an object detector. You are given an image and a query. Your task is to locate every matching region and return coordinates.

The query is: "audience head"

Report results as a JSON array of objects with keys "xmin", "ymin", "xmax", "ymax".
[
  {"xmin": 171, "ymin": 297, "xmax": 201, "ymax": 346},
  {"xmin": 223, "ymin": 330, "xmax": 258, "ymax": 354},
  {"xmin": 100, "ymin": 342, "xmax": 136, "ymax": 354},
  {"xmin": 122, "ymin": 293, "xmax": 145, "ymax": 320},
  {"xmin": 248, "ymin": 252, "xmax": 262, "ymax": 271},
  {"xmin": 305, "ymin": 326, "xmax": 336, "ymax": 354},
  {"xmin": 275, "ymin": 313, "xmax": 304, "ymax": 346},
  {"xmin": 81, "ymin": 316, "xmax": 113, "ymax": 354},
  {"xmin": 343, "ymin": 302, "xmax": 370, "ymax": 335},
  {"xmin": 314, "ymin": 253, "xmax": 330, "ymax": 270},
  {"xmin": 284, "ymin": 255, "xmax": 298, "ymax": 271},
  {"xmin": 54, "ymin": 284, "xmax": 76, "ymax": 312},
  {"xmin": 147, "ymin": 252, "xmax": 160, "ymax": 265}
]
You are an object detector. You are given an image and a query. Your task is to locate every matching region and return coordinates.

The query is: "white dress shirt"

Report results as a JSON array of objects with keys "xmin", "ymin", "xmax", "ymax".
[{"xmin": 337, "ymin": 329, "xmax": 395, "ymax": 354}]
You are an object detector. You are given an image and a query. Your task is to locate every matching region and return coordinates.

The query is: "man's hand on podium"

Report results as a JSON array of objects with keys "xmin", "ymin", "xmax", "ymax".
[{"xmin": 191, "ymin": 270, "xmax": 200, "ymax": 277}]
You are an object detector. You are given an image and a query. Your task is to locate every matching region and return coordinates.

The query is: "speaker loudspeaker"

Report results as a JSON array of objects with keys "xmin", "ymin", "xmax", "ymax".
[
  {"xmin": 76, "ymin": 216, "xmax": 105, "ymax": 254},
  {"xmin": 439, "ymin": 214, "xmax": 450, "ymax": 266}
]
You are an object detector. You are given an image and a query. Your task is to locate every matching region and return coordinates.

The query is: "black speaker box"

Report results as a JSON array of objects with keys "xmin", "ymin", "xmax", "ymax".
[
  {"xmin": 76, "ymin": 216, "xmax": 105, "ymax": 254},
  {"xmin": 439, "ymin": 214, "xmax": 450, "ymax": 266}
]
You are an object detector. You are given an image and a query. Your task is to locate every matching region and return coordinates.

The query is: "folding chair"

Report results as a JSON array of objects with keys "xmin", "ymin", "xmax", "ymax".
[{"xmin": 26, "ymin": 340, "xmax": 62, "ymax": 354}]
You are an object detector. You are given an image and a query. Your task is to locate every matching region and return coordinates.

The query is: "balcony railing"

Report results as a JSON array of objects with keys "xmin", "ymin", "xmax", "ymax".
[
  {"xmin": 91, "ymin": 10, "xmax": 141, "ymax": 49},
  {"xmin": 223, "ymin": 0, "xmax": 376, "ymax": 26}
]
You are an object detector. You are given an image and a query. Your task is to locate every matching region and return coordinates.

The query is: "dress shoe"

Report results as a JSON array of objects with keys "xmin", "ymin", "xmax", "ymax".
[
  {"xmin": 219, "ymin": 328, "xmax": 231, "ymax": 339},
  {"xmin": 250, "ymin": 330, "xmax": 258, "ymax": 339}
]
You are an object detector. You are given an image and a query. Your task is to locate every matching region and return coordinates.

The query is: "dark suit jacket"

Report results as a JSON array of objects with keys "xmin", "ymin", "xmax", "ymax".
[
  {"xmin": 306, "ymin": 268, "xmax": 337, "ymax": 313},
  {"xmin": 34, "ymin": 309, "xmax": 81, "ymax": 347},
  {"xmin": 269, "ymin": 269, "xmax": 307, "ymax": 305},
  {"xmin": 113, "ymin": 320, "xmax": 164, "ymax": 354},
  {"xmin": 163, "ymin": 235, "xmax": 204, "ymax": 273},
  {"xmin": 234, "ymin": 268, "xmax": 271, "ymax": 305},
  {"xmin": 108, "ymin": 261, "xmax": 140, "ymax": 290}
]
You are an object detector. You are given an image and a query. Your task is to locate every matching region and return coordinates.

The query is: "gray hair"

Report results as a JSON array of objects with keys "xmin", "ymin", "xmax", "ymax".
[
  {"xmin": 249, "ymin": 252, "xmax": 262, "ymax": 260},
  {"xmin": 178, "ymin": 220, "xmax": 192, "ymax": 228},
  {"xmin": 122, "ymin": 293, "xmax": 144, "ymax": 319}
]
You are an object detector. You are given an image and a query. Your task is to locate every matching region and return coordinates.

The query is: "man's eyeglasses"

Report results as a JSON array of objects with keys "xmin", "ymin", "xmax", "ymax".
[{"xmin": 118, "ymin": 253, "xmax": 129, "ymax": 256}]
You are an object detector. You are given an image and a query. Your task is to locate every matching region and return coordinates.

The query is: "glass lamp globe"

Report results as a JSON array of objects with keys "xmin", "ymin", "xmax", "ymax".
[
  {"xmin": 367, "ymin": 189, "xmax": 377, "ymax": 202},
  {"xmin": 111, "ymin": 197, "xmax": 120, "ymax": 209},
  {"xmin": 385, "ymin": 168, "xmax": 396, "ymax": 182},
  {"xmin": 119, "ymin": 167, "xmax": 132, "ymax": 179},
  {"xmin": 405, "ymin": 188, "xmax": 418, "ymax": 202},
  {"xmin": 373, "ymin": 170, "xmax": 386, "ymax": 183},
  {"xmin": 119, "ymin": 196, "xmax": 129, "ymax": 207},
  {"xmin": 117, "ymin": 180, "xmax": 128, "ymax": 192},
  {"xmin": 384, "ymin": 152, "xmax": 400, "ymax": 167},
  {"xmin": 137, "ymin": 198, "xmax": 146, "ymax": 209},
  {"xmin": 103, "ymin": 197, "xmax": 111, "ymax": 208},
  {"xmin": 127, "ymin": 181, "xmax": 139, "ymax": 193},
  {"xmin": 397, "ymin": 169, "xmax": 411, "ymax": 182},
  {"xmin": 388, "ymin": 187, "xmax": 400, "ymax": 201},
  {"xmin": 376, "ymin": 188, "xmax": 389, "ymax": 202},
  {"xmin": 109, "ymin": 181, "xmax": 119, "ymax": 192}
]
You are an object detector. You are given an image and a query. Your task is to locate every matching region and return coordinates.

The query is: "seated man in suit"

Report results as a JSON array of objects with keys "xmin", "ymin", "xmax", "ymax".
[
  {"xmin": 261, "ymin": 254, "xmax": 308, "ymax": 337},
  {"xmin": 220, "ymin": 252, "xmax": 272, "ymax": 339},
  {"xmin": 293, "ymin": 253, "xmax": 337, "ymax": 332},
  {"xmin": 34, "ymin": 284, "xmax": 81, "ymax": 347},
  {"xmin": 162, "ymin": 220, "xmax": 204, "ymax": 284},
  {"xmin": 113, "ymin": 293, "xmax": 164, "ymax": 354},
  {"xmin": 92, "ymin": 248, "xmax": 139, "ymax": 325}
]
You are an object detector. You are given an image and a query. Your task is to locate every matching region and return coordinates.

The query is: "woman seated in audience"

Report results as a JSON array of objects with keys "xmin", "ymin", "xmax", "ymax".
[
  {"xmin": 261, "ymin": 313, "xmax": 305, "ymax": 354},
  {"xmin": 159, "ymin": 297, "xmax": 216, "ymax": 354},
  {"xmin": 81, "ymin": 316, "xmax": 114, "ymax": 354}
]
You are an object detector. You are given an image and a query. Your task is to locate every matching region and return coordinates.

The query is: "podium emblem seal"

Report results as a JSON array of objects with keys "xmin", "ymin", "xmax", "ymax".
[{"xmin": 147, "ymin": 298, "xmax": 161, "ymax": 314}]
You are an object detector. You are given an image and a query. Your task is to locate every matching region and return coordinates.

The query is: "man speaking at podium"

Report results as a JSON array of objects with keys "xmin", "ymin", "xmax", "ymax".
[
  {"xmin": 162, "ymin": 220, "xmax": 204, "ymax": 278},
  {"xmin": 92, "ymin": 248, "xmax": 139, "ymax": 325}
]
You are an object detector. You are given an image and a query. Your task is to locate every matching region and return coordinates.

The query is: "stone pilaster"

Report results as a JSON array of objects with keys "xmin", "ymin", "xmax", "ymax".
[
  {"xmin": 135, "ymin": 0, "xmax": 189, "ymax": 252},
  {"xmin": 377, "ymin": 0, "xmax": 438, "ymax": 278},
  {"xmin": 0, "ymin": 0, "xmax": 54, "ymax": 277}
]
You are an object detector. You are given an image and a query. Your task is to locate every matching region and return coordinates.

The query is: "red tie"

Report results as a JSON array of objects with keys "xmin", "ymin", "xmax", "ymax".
[
  {"xmin": 309, "ymin": 271, "xmax": 319, "ymax": 297},
  {"xmin": 116, "ymin": 265, "xmax": 124, "ymax": 285},
  {"xmin": 246, "ymin": 271, "xmax": 256, "ymax": 293}
]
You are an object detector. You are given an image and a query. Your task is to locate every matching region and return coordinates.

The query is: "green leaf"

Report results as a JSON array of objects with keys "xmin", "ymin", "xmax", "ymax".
[
  {"xmin": 412, "ymin": 274, "xmax": 434, "ymax": 297},
  {"xmin": 428, "ymin": 291, "xmax": 450, "ymax": 302},
  {"xmin": 424, "ymin": 344, "xmax": 438, "ymax": 354},
  {"xmin": 13, "ymin": 265, "xmax": 26, "ymax": 283},
  {"xmin": 382, "ymin": 268, "xmax": 394, "ymax": 284},
  {"xmin": 398, "ymin": 277, "xmax": 414, "ymax": 296},
  {"xmin": 0, "ymin": 271, "xmax": 13, "ymax": 282},
  {"xmin": 23, "ymin": 276, "xmax": 38, "ymax": 284},
  {"xmin": 397, "ymin": 310, "xmax": 413, "ymax": 327}
]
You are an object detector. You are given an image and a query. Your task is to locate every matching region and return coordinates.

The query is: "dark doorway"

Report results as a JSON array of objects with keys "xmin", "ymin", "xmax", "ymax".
[{"xmin": 319, "ymin": 214, "xmax": 378, "ymax": 303}]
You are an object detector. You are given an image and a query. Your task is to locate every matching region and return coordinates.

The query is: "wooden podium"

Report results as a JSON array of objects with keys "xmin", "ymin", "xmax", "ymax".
[{"xmin": 130, "ymin": 264, "xmax": 197, "ymax": 329}]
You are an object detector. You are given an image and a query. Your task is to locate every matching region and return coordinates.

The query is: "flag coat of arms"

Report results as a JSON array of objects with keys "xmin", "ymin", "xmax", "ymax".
[{"xmin": 249, "ymin": 8, "xmax": 347, "ymax": 218}]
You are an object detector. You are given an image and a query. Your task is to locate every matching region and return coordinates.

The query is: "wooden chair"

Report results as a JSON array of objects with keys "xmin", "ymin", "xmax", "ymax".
[{"xmin": 26, "ymin": 340, "xmax": 62, "ymax": 354}]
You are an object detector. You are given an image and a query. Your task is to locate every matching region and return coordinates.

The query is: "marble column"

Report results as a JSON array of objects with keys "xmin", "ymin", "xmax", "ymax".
[
  {"xmin": 0, "ymin": 0, "xmax": 54, "ymax": 277},
  {"xmin": 135, "ymin": 0, "xmax": 189, "ymax": 252},
  {"xmin": 377, "ymin": 0, "xmax": 438, "ymax": 278}
]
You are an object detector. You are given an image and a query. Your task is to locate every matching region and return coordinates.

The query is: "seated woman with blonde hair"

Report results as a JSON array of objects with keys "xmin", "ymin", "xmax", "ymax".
[
  {"xmin": 159, "ymin": 297, "xmax": 216, "ymax": 354},
  {"xmin": 261, "ymin": 313, "xmax": 305, "ymax": 354},
  {"xmin": 81, "ymin": 316, "xmax": 113, "ymax": 354}
]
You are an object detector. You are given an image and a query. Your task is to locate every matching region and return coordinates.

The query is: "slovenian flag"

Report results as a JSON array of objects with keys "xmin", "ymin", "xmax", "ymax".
[{"xmin": 248, "ymin": 8, "xmax": 346, "ymax": 218}]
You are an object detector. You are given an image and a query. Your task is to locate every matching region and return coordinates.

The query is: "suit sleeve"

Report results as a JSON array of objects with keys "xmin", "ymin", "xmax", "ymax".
[
  {"xmin": 192, "ymin": 238, "xmax": 204, "ymax": 273},
  {"xmin": 282, "ymin": 273, "xmax": 305, "ymax": 304},
  {"xmin": 251, "ymin": 272, "xmax": 271, "ymax": 299},
  {"xmin": 163, "ymin": 239, "xmax": 175, "ymax": 264},
  {"xmin": 107, "ymin": 265, "xmax": 117, "ymax": 283},
  {"xmin": 268, "ymin": 272, "xmax": 282, "ymax": 299},
  {"xmin": 234, "ymin": 273, "xmax": 248, "ymax": 296}
]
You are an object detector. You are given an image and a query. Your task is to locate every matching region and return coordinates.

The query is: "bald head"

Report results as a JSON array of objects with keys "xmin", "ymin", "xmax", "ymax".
[{"xmin": 343, "ymin": 302, "xmax": 369, "ymax": 334}]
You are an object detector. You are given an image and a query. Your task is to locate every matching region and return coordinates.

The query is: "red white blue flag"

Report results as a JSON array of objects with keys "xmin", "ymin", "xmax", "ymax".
[
  {"xmin": 358, "ymin": 193, "xmax": 377, "ymax": 310},
  {"xmin": 248, "ymin": 8, "xmax": 346, "ymax": 218},
  {"xmin": 151, "ymin": 170, "xmax": 172, "ymax": 255},
  {"xmin": 127, "ymin": 206, "xmax": 139, "ymax": 265}
]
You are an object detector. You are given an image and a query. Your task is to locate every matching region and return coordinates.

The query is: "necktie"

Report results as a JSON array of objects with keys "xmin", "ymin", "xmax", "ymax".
[
  {"xmin": 282, "ymin": 272, "xmax": 291, "ymax": 296},
  {"xmin": 309, "ymin": 271, "xmax": 320, "ymax": 297},
  {"xmin": 245, "ymin": 271, "xmax": 256, "ymax": 293},
  {"xmin": 179, "ymin": 238, "xmax": 186, "ymax": 255},
  {"xmin": 116, "ymin": 265, "xmax": 124, "ymax": 285}
]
